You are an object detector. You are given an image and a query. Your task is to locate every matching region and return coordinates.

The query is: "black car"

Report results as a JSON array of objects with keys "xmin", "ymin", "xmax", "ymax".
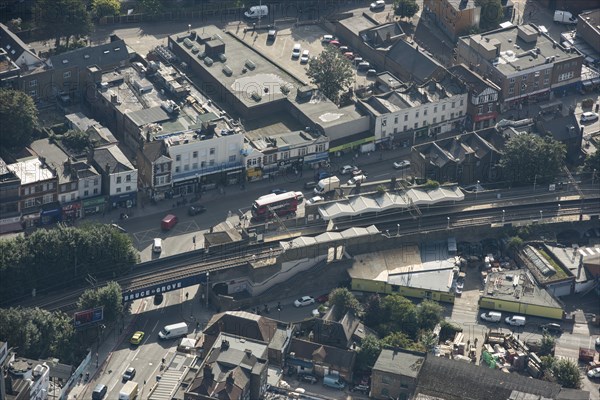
[
  {"xmin": 299, "ymin": 374, "xmax": 318, "ymax": 384},
  {"xmin": 539, "ymin": 323, "xmax": 563, "ymax": 334},
  {"xmin": 188, "ymin": 205, "xmax": 206, "ymax": 216},
  {"xmin": 303, "ymin": 181, "xmax": 317, "ymax": 190}
]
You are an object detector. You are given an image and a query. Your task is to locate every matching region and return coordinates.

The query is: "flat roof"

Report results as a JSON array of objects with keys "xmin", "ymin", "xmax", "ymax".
[
  {"xmin": 374, "ymin": 348, "xmax": 425, "ymax": 377},
  {"xmin": 545, "ymin": 244, "xmax": 599, "ymax": 283},
  {"xmin": 337, "ymin": 13, "xmax": 378, "ymax": 36},
  {"xmin": 481, "ymin": 269, "xmax": 563, "ymax": 309},
  {"xmin": 7, "ymin": 156, "xmax": 54, "ymax": 184}
]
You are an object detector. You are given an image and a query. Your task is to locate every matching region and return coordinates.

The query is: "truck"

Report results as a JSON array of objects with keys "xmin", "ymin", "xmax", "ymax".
[
  {"xmin": 554, "ymin": 10, "xmax": 577, "ymax": 25},
  {"xmin": 314, "ymin": 176, "xmax": 340, "ymax": 195},
  {"xmin": 119, "ymin": 381, "xmax": 138, "ymax": 400}
]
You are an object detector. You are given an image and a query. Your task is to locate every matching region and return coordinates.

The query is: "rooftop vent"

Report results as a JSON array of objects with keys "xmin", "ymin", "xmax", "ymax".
[
  {"xmin": 218, "ymin": 53, "xmax": 227, "ymax": 62},
  {"xmin": 222, "ymin": 65, "xmax": 233, "ymax": 76},
  {"xmin": 204, "ymin": 57, "xmax": 214, "ymax": 66},
  {"xmin": 245, "ymin": 59, "xmax": 256, "ymax": 70}
]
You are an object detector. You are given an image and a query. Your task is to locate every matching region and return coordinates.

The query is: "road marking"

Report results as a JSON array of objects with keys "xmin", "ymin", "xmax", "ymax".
[
  {"xmin": 373, "ymin": 173, "xmax": 388, "ymax": 178},
  {"xmin": 150, "ymin": 320, "xmax": 159, "ymax": 335}
]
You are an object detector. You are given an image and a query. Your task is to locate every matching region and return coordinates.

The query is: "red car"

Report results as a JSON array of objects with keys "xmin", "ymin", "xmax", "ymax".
[
  {"xmin": 343, "ymin": 52, "xmax": 354, "ymax": 60},
  {"xmin": 316, "ymin": 294, "xmax": 329, "ymax": 303},
  {"xmin": 328, "ymin": 40, "xmax": 341, "ymax": 47}
]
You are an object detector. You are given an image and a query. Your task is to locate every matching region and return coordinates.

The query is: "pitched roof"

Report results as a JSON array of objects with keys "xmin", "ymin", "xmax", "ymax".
[
  {"xmin": 203, "ymin": 311, "xmax": 279, "ymax": 350},
  {"xmin": 29, "ymin": 139, "xmax": 75, "ymax": 184},
  {"xmin": 387, "ymin": 40, "xmax": 444, "ymax": 84},
  {"xmin": 448, "ymin": 64, "xmax": 501, "ymax": 94},
  {"xmin": 288, "ymin": 338, "xmax": 356, "ymax": 370},
  {"xmin": 48, "ymin": 38, "xmax": 129, "ymax": 71},
  {"xmin": 92, "ymin": 144, "xmax": 134, "ymax": 174},
  {"xmin": 142, "ymin": 140, "xmax": 168, "ymax": 163},
  {"xmin": 416, "ymin": 356, "xmax": 562, "ymax": 400},
  {"xmin": 0, "ymin": 22, "xmax": 42, "ymax": 65},
  {"xmin": 315, "ymin": 306, "xmax": 360, "ymax": 349}
]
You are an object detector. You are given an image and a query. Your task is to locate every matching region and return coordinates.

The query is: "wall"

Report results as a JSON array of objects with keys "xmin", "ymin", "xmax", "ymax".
[
  {"xmin": 109, "ymin": 169, "xmax": 138, "ymax": 196},
  {"xmin": 478, "ymin": 296, "xmax": 563, "ymax": 319}
]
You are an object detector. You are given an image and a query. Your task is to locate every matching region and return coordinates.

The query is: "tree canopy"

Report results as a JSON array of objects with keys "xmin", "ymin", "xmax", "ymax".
[
  {"xmin": 35, "ymin": 0, "xmax": 92, "ymax": 47},
  {"xmin": 379, "ymin": 294, "xmax": 420, "ymax": 338},
  {"xmin": 551, "ymin": 358, "xmax": 582, "ymax": 388},
  {"xmin": 328, "ymin": 287, "xmax": 363, "ymax": 320},
  {"xmin": 417, "ymin": 300, "xmax": 444, "ymax": 331},
  {"xmin": 476, "ymin": 0, "xmax": 504, "ymax": 31},
  {"xmin": 62, "ymin": 129, "xmax": 91, "ymax": 152},
  {"xmin": 307, "ymin": 45, "xmax": 354, "ymax": 104},
  {"xmin": 356, "ymin": 334, "xmax": 382, "ymax": 371},
  {"xmin": 0, "ymin": 224, "xmax": 138, "ymax": 305},
  {"xmin": 499, "ymin": 134, "xmax": 566, "ymax": 185},
  {"xmin": 0, "ymin": 89, "xmax": 38, "ymax": 149},
  {"xmin": 77, "ymin": 282, "xmax": 124, "ymax": 323},
  {"xmin": 394, "ymin": 0, "xmax": 420, "ymax": 19},
  {"xmin": 92, "ymin": 0, "xmax": 121, "ymax": 17},
  {"xmin": 582, "ymin": 149, "xmax": 599, "ymax": 173}
]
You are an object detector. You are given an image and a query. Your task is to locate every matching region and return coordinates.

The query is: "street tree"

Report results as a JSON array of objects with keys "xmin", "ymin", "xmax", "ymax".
[
  {"xmin": 0, "ymin": 89, "xmax": 38, "ymax": 149},
  {"xmin": 139, "ymin": 0, "xmax": 164, "ymax": 16},
  {"xmin": 380, "ymin": 294, "xmax": 419, "ymax": 338},
  {"xmin": 35, "ymin": 0, "xmax": 92, "ymax": 47},
  {"xmin": 552, "ymin": 358, "xmax": 582, "ymax": 388},
  {"xmin": 356, "ymin": 335, "xmax": 382, "ymax": 371},
  {"xmin": 500, "ymin": 134, "xmax": 566, "ymax": 185},
  {"xmin": 77, "ymin": 282, "xmax": 124, "ymax": 323},
  {"xmin": 394, "ymin": 0, "xmax": 420, "ymax": 19},
  {"xmin": 92, "ymin": 0, "xmax": 121, "ymax": 17},
  {"xmin": 307, "ymin": 45, "xmax": 354, "ymax": 104},
  {"xmin": 582, "ymin": 149, "xmax": 599, "ymax": 173},
  {"xmin": 329, "ymin": 287, "xmax": 363, "ymax": 320},
  {"xmin": 539, "ymin": 334, "xmax": 555, "ymax": 356},
  {"xmin": 417, "ymin": 300, "xmax": 444, "ymax": 331},
  {"xmin": 476, "ymin": 0, "xmax": 504, "ymax": 31}
]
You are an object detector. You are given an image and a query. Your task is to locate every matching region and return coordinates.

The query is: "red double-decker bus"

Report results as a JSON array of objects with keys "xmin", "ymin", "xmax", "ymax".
[{"xmin": 251, "ymin": 191, "xmax": 299, "ymax": 220}]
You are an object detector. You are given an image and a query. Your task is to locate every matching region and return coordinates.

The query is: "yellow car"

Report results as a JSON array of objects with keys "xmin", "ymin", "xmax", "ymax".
[{"xmin": 130, "ymin": 331, "xmax": 145, "ymax": 345}]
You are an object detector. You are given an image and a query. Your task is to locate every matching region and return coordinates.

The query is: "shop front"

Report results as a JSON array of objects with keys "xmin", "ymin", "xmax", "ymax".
[
  {"xmin": 22, "ymin": 211, "xmax": 40, "ymax": 229},
  {"xmin": 329, "ymin": 135, "xmax": 374, "ymax": 154},
  {"xmin": 62, "ymin": 202, "xmax": 82, "ymax": 222},
  {"xmin": 304, "ymin": 152, "xmax": 329, "ymax": 169},
  {"xmin": 0, "ymin": 216, "xmax": 23, "ymax": 234},
  {"xmin": 82, "ymin": 196, "xmax": 106, "ymax": 217},
  {"xmin": 40, "ymin": 202, "xmax": 62, "ymax": 225},
  {"xmin": 473, "ymin": 112, "xmax": 498, "ymax": 130},
  {"xmin": 110, "ymin": 191, "xmax": 137, "ymax": 209}
]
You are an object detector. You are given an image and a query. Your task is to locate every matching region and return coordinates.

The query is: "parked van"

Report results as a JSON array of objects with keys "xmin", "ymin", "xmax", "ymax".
[
  {"xmin": 505, "ymin": 315, "xmax": 526, "ymax": 326},
  {"xmin": 159, "ymin": 322, "xmax": 188, "ymax": 340},
  {"xmin": 92, "ymin": 384, "xmax": 108, "ymax": 400},
  {"xmin": 153, "ymin": 238, "xmax": 162, "ymax": 253},
  {"xmin": 161, "ymin": 214, "xmax": 178, "ymax": 230},
  {"xmin": 323, "ymin": 374, "xmax": 345, "ymax": 390},
  {"xmin": 245, "ymin": 5, "xmax": 268, "ymax": 19},
  {"xmin": 480, "ymin": 311, "xmax": 502, "ymax": 322}
]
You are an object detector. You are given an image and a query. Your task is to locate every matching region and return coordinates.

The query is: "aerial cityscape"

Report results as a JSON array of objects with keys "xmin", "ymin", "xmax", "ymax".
[{"xmin": 0, "ymin": 0, "xmax": 599, "ymax": 399}]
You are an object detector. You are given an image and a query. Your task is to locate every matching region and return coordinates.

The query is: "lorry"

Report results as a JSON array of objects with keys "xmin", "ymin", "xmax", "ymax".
[
  {"xmin": 119, "ymin": 381, "xmax": 138, "ymax": 400},
  {"xmin": 158, "ymin": 322, "xmax": 188, "ymax": 340},
  {"xmin": 554, "ymin": 10, "xmax": 577, "ymax": 25},
  {"xmin": 314, "ymin": 176, "xmax": 340, "ymax": 195}
]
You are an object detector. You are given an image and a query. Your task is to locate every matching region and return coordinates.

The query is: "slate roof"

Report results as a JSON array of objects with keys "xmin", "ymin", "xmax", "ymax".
[
  {"xmin": 288, "ymin": 338, "xmax": 355, "ymax": 370},
  {"xmin": 49, "ymin": 38, "xmax": 129, "ymax": 71},
  {"xmin": 387, "ymin": 40, "xmax": 444, "ymax": 84},
  {"xmin": 0, "ymin": 22, "xmax": 42, "ymax": 65},
  {"xmin": 29, "ymin": 139, "xmax": 75, "ymax": 185},
  {"xmin": 92, "ymin": 144, "xmax": 134, "ymax": 174},
  {"xmin": 314, "ymin": 306, "xmax": 360, "ymax": 349},
  {"xmin": 415, "ymin": 356, "xmax": 562, "ymax": 400},
  {"xmin": 448, "ymin": 64, "xmax": 501, "ymax": 94},
  {"xmin": 142, "ymin": 140, "xmax": 168, "ymax": 163},
  {"xmin": 203, "ymin": 311, "xmax": 279, "ymax": 351},
  {"xmin": 373, "ymin": 348, "xmax": 425, "ymax": 378}
]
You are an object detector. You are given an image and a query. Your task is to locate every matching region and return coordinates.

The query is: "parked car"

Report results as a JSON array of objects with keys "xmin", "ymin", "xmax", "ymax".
[
  {"xmin": 329, "ymin": 40, "xmax": 341, "ymax": 47},
  {"xmin": 480, "ymin": 311, "xmax": 502, "ymax": 322},
  {"xmin": 299, "ymin": 374, "xmax": 318, "ymax": 384},
  {"xmin": 357, "ymin": 61, "xmax": 371, "ymax": 71},
  {"xmin": 340, "ymin": 165, "xmax": 358, "ymax": 175},
  {"xmin": 539, "ymin": 323, "xmax": 563, "ymax": 334},
  {"xmin": 300, "ymin": 49, "xmax": 310, "ymax": 64},
  {"xmin": 322, "ymin": 34, "xmax": 335, "ymax": 43},
  {"xmin": 130, "ymin": 331, "xmax": 145, "ymax": 345},
  {"xmin": 587, "ymin": 367, "xmax": 600, "ymax": 379},
  {"xmin": 294, "ymin": 296, "xmax": 315, "ymax": 307},
  {"xmin": 353, "ymin": 56, "xmax": 364, "ymax": 64},
  {"xmin": 339, "ymin": 45, "xmax": 349, "ymax": 53},
  {"xmin": 596, "ymin": 337, "xmax": 600, "ymax": 348},
  {"xmin": 122, "ymin": 367, "xmax": 136, "ymax": 382},
  {"xmin": 316, "ymin": 294, "xmax": 329, "ymax": 303},
  {"xmin": 351, "ymin": 384, "xmax": 370, "ymax": 394},
  {"xmin": 370, "ymin": 0, "xmax": 386, "ymax": 11},
  {"xmin": 188, "ymin": 205, "xmax": 206, "ymax": 216},
  {"xmin": 92, "ymin": 384, "xmax": 107, "ymax": 400},
  {"xmin": 366, "ymin": 68, "xmax": 377, "ymax": 77},
  {"xmin": 292, "ymin": 43, "xmax": 301, "ymax": 58},
  {"xmin": 343, "ymin": 52, "xmax": 355, "ymax": 60},
  {"xmin": 581, "ymin": 111, "xmax": 599, "ymax": 122},
  {"xmin": 393, "ymin": 160, "xmax": 411, "ymax": 169},
  {"xmin": 307, "ymin": 196, "xmax": 324, "ymax": 205},
  {"xmin": 267, "ymin": 29, "xmax": 277, "ymax": 42}
]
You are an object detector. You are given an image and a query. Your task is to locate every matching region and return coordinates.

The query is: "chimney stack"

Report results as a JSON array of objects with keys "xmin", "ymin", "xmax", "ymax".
[{"xmin": 221, "ymin": 339, "xmax": 229, "ymax": 350}]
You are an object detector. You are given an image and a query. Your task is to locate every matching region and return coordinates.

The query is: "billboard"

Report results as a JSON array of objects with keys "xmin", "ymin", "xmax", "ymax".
[{"xmin": 73, "ymin": 307, "xmax": 104, "ymax": 329}]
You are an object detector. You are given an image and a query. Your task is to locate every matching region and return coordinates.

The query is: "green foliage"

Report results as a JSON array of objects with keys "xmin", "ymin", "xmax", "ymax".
[
  {"xmin": 329, "ymin": 287, "xmax": 363, "ymax": 320},
  {"xmin": 0, "ymin": 224, "xmax": 138, "ymax": 305},
  {"xmin": 62, "ymin": 129, "xmax": 90, "ymax": 152},
  {"xmin": 307, "ymin": 45, "xmax": 354, "ymax": 104},
  {"xmin": 381, "ymin": 331, "xmax": 413, "ymax": 348},
  {"xmin": 0, "ymin": 89, "xmax": 38, "ymax": 149},
  {"xmin": 506, "ymin": 236, "xmax": 524, "ymax": 252},
  {"xmin": 77, "ymin": 282, "xmax": 123, "ymax": 323},
  {"xmin": 423, "ymin": 179, "xmax": 440, "ymax": 190},
  {"xmin": 356, "ymin": 335, "xmax": 382, "ymax": 371},
  {"xmin": 539, "ymin": 334, "xmax": 555, "ymax": 356},
  {"xmin": 139, "ymin": 0, "xmax": 164, "ymax": 15},
  {"xmin": 439, "ymin": 320, "xmax": 462, "ymax": 342},
  {"xmin": 417, "ymin": 300, "xmax": 444, "ymax": 331},
  {"xmin": 419, "ymin": 331, "xmax": 438, "ymax": 351},
  {"xmin": 540, "ymin": 355, "xmax": 555, "ymax": 371},
  {"xmin": 92, "ymin": 0, "xmax": 121, "ymax": 17},
  {"xmin": 394, "ymin": 0, "xmax": 419, "ymax": 18},
  {"xmin": 0, "ymin": 307, "xmax": 77, "ymax": 363},
  {"xmin": 499, "ymin": 134, "xmax": 566, "ymax": 185},
  {"xmin": 582, "ymin": 149, "xmax": 599, "ymax": 173},
  {"xmin": 35, "ymin": 0, "xmax": 92, "ymax": 46},
  {"xmin": 363, "ymin": 294, "xmax": 382, "ymax": 327},
  {"xmin": 551, "ymin": 358, "xmax": 581, "ymax": 388},
  {"xmin": 376, "ymin": 185, "xmax": 387, "ymax": 195},
  {"xmin": 379, "ymin": 294, "xmax": 419, "ymax": 338},
  {"xmin": 475, "ymin": 0, "xmax": 504, "ymax": 31}
]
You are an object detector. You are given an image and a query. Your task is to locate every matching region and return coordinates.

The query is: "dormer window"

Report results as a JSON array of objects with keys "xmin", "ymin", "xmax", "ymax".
[
  {"xmin": 84, "ymin": 54, "xmax": 90, "ymax": 59},
  {"xmin": 114, "ymin": 47, "xmax": 120, "ymax": 51},
  {"xmin": 5, "ymin": 44, "xmax": 10, "ymax": 49},
  {"xmin": 62, "ymin": 59, "xmax": 68, "ymax": 64},
  {"xmin": 103, "ymin": 50, "xmax": 109, "ymax": 54}
]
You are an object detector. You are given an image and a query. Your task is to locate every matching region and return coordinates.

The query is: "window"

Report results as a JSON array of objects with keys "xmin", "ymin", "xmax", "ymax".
[
  {"xmin": 458, "ymin": 110, "xmax": 463, "ymax": 116},
  {"xmin": 509, "ymin": 77, "xmax": 515, "ymax": 83},
  {"xmin": 210, "ymin": 148, "xmax": 216, "ymax": 155},
  {"xmin": 404, "ymin": 114, "xmax": 408, "ymax": 121},
  {"xmin": 63, "ymin": 71, "xmax": 71, "ymax": 79},
  {"xmin": 299, "ymin": 148, "xmax": 307, "ymax": 156},
  {"xmin": 116, "ymin": 176, "xmax": 122, "ymax": 184},
  {"xmin": 424, "ymin": 109, "xmax": 428, "ymax": 116},
  {"xmin": 192, "ymin": 162, "xmax": 198, "ymax": 169},
  {"xmin": 176, "ymin": 155, "xmax": 181, "ymax": 161},
  {"xmin": 84, "ymin": 180, "xmax": 89, "ymax": 188},
  {"xmin": 451, "ymin": 101, "xmax": 455, "ymax": 108},
  {"xmin": 183, "ymin": 164, "xmax": 189, "ymax": 171},
  {"xmin": 61, "ymin": 195, "xmax": 66, "ymax": 203},
  {"xmin": 43, "ymin": 194, "xmax": 53, "ymax": 204},
  {"xmin": 433, "ymin": 106, "xmax": 437, "ymax": 113},
  {"xmin": 521, "ymin": 74, "xmax": 527, "ymax": 81},
  {"xmin": 487, "ymin": 103, "xmax": 494, "ymax": 112},
  {"xmin": 441, "ymin": 115, "xmax": 446, "ymax": 121},
  {"xmin": 509, "ymin": 87, "xmax": 515, "ymax": 95},
  {"xmin": 414, "ymin": 122, "xmax": 418, "ymax": 129},
  {"xmin": 432, "ymin": 117, "xmax": 437, "ymax": 124},
  {"xmin": 381, "ymin": 376, "xmax": 391, "ymax": 384},
  {"xmin": 415, "ymin": 111, "xmax": 419, "ymax": 118},
  {"xmin": 460, "ymin": 99, "xmax": 464, "ymax": 106},
  {"xmin": 126, "ymin": 174, "xmax": 131, "ymax": 182},
  {"xmin": 70, "ymin": 193, "xmax": 76, "ymax": 201},
  {"xmin": 543, "ymin": 78, "xmax": 549, "ymax": 86},
  {"xmin": 30, "ymin": 80, "xmax": 37, "ymax": 87},
  {"xmin": 442, "ymin": 104, "xmax": 446, "ymax": 111},
  {"xmin": 116, "ymin": 187, "xmax": 121, "ymax": 193},
  {"xmin": 209, "ymin": 160, "xmax": 215, "ymax": 166},
  {"xmin": 84, "ymin": 190, "xmax": 89, "ymax": 196},
  {"xmin": 545, "ymin": 69, "xmax": 550, "ymax": 75},
  {"xmin": 23, "ymin": 187, "xmax": 30, "ymax": 195},
  {"xmin": 30, "ymin": 90, "xmax": 37, "ymax": 97},
  {"xmin": 533, "ymin": 81, "xmax": 539, "ymax": 90},
  {"xmin": 394, "ymin": 116, "xmax": 398, "ymax": 124},
  {"xmin": 24, "ymin": 198, "xmax": 36, "ymax": 208},
  {"xmin": 126, "ymin": 186, "xmax": 131, "ymax": 192},
  {"xmin": 521, "ymin": 82, "xmax": 527, "ymax": 91},
  {"xmin": 422, "ymin": 121, "xmax": 427, "ymax": 127},
  {"xmin": 451, "ymin": 112, "xmax": 455, "ymax": 119},
  {"xmin": 94, "ymin": 178, "xmax": 99, "ymax": 186},
  {"xmin": 93, "ymin": 188, "xmax": 99, "ymax": 194},
  {"xmin": 403, "ymin": 125, "xmax": 408, "ymax": 131},
  {"xmin": 200, "ymin": 161, "xmax": 206, "ymax": 167},
  {"xmin": 478, "ymin": 105, "xmax": 484, "ymax": 114},
  {"xmin": 175, "ymin": 166, "xmax": 180, "ymax": 173},
  {"xmin": 193, "ymin": 151, "xmax": 198, "ymax": 158},
  {"xmin": 282, "ymin": 151, "xmax": 289, "ymax": 159},
  {"xmin": 558, "ymin": 71, "xmax": 574, "ymax": 82},
  {"xmin": 229, "ymin": 155, "xmax": 236, "ymax": 162}
]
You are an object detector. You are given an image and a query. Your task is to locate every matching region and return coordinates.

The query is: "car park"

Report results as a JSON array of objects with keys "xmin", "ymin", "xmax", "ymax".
[
  {"xmin": 539, "ymin": 323, "xmax": 563, "ymax": 334},
  {"xmin": 370, "ymin": 0, "xmax": 386, "ymax": 11},
  {"xmin": 130, "ymin": 331, "xmax": 145, "ymax": 345},
  {"xmin": 393, "ymin": 160, "xmax": 411, "ymax": 169},
  {"xmin": 480, "ymin": 311, "xmax": 502, "ymax": 322},
  {"xmin": 188, "ymin": 205, "xmax": 206, "ymax": 216},
  {"xmin": 292, "ymin": 43, "xmax": 301, "ymax": 59},
  {"xmin": 300, "ymin": 49, "xmax": 310, "ymax": 64},
  {"xmin": 294, "ymin": 296, "xmax": 315, "ymax": 307},
  {"xmin": 122, "ymin": 367, "xmax": 136, "ymax": 382},
  {"xmin": 581, "ymin": 111, "xmax": 599, "ymax": 122}
]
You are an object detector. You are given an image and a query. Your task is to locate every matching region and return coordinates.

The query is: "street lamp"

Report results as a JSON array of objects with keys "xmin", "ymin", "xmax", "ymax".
[
  {"xmin": 397, "ymin": 224, "xmax": 400, "ymax": 236},
  {"xmin": 205, "ymin": 272, "xmax": 209, "ymax": 308},
  {"xmin": 502, "ymin": 209, "xmax": 505, "ymax": 224},
  {"xmin": 188, "ymin": 24, "xmax": 191, "ymax": 33},
  {"xmin": 539, "ymin": 210, "xmax": 543, "ymax": 222},
  {"xmin": 447, "ymin": 216, "xmax": 450, "ymax": 229},
  {"xmin": 475, "ymin": 180, "xmax": 480, "ymax": 200}
]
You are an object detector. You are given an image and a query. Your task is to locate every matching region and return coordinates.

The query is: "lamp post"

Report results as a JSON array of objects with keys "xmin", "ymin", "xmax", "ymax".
[
  {"xmin": 502, "ymin": 209, "xmax": 505, "ymax": 224},
  {"xmin": 447, "ymin": 216, "xmax": 450, "ymax": 229},
  {"xmin": 397, "ymin": 224, "xmax": 400, "ymax": 236},
  {"xmin": 539, "ymin": 210, "xmax": 543, "ymax": 222},
  {"xmin": 533, "ymin": 174, "xmax": 537, "ymax": 192},
  {"xmin": 557, "ymin": 203, "xmax": 561, "ymax": 221},
  {"xmin": 475, "ymin": 180, "xmax": 480, "ymax": 200},
  {"xmin": 205, "ymin": 272, "xmax": 209, "ymax": 308}
]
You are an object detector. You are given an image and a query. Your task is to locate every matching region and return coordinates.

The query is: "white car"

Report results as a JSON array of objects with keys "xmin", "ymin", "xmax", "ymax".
[
  {"xmin": 294, "ymin": 296, "xmax": 315, "ymax": 307},
  {"xmin": 307, "ymin": 196, "xmax": 324, "ymax": 205},
  {"xmin": 347, "ymin": 175, "xmax": 367, "ymax": 185},
  {"xmin": 393, "ymin": 160, "xmax": 411, "ymax": 170},
  {"xmin": 340, "ymin": 165, "xmax": 358, "ymax": 175},
  {"xmin": 581, "ymin": 111, "xmax": 599, "ymax": 122},
  {"xmin": 300, "ymin": 49, "xmax": 310, "ymax": 64},
  {"xmin": 587, "ymin": 367, "xmax": 600, "ymax": 379},
  {"xmin": 322, "ymin": 34, "xmax": 334, "ymax": 43},
  {"xmin": 370, "ymin": 0, "xmax": 385, "ymax": 11},
  {"xmin": 292, "ymin": 44, "xmax": 301, "ymax": 59}
]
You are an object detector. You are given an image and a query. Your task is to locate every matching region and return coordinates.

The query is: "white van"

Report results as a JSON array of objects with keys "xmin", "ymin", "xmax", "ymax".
[
  {"xmin": 245, "ymin": 5, "xmax": 268, "ymax": 19},
  {"xmin": 480, "ymin": 311, "xmax": 502, "ymax": 322},
  {"xmin": 505, "ymin": 315, "xmax": 526, "ymax": 326},
  {"xmin": 159, "ymin": 322, "xmax": 188, "ymax": 340},
  {"xmin": 153, "ymin": 238, "xmax": 162, "ymax": 253}
]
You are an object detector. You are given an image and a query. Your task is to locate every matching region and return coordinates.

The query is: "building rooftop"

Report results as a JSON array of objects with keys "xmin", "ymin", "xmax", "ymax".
[
  {"xmin": 48, "ymin": 38, "xmax": 129, "ymax": 71},
  {"xmin": 374, "ymin": 348, "xmax": 425, "ymax": 378},
  {"xmin": 93, "ymin": 144, "xmax": 135, "ymax": 174},
  {"xmin": 7, "ymin": 156, "xmax": 55, "ymax": 185},
  {"xmin": 447, "ymin": 0, "xmax": 479, "ymax": 11},
  {"xmin": 579, "ymin": 8, "xmax": 600, "ymax": 33},
  {"xmin": 463, "ymin": 24, "xmax": 582, "ymax": 76},
  {"xmin": 337, "ymin": 12, "xmax": 379, "ymax": 36},
  {"xmin": 0, "ymin": 22, "xmax": 43, "ymax": 67},
  {"xmin": 29, "ymin": 139, "xmax": 76, "ymax": 185},
  {"xmin": 387, "ymin": 39, "xmax": 445, "ymax": 84},
  {"xmin": 448, "ymin": 64, "xmax": 501, "ymax": 94},
  {"xmin": 361, "ymin": 23, "xmax": 405, "ymax": 49},
  {"xmin": 482, "ymin": 269, "xmax": 563, "ymax": 309},
  {"xmin": 543, "ymin": 244, "xmax": 598, "ymax": 283}
]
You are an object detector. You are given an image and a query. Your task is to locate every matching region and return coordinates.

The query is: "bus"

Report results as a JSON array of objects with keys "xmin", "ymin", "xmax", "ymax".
[{"xmin": 252, "ymin": 191, "xmax": 299, "ymax": 220}]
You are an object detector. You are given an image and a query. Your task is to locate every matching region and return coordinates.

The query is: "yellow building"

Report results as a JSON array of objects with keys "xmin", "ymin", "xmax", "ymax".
[
  {"xmin": 479, "ymin": 270, "xmax": 564, "ymax": 320},
  {"xmin": 348, "ymin": 243, "xmax": 457, "ymax": 303}
]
